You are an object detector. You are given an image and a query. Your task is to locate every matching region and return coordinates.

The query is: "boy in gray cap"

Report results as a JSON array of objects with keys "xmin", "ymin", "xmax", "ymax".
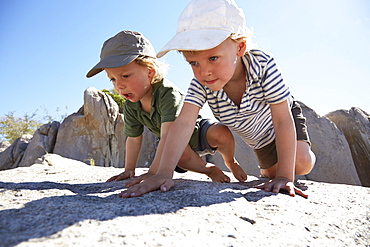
[
  {"xmin": 87, "ymin": 30, "xmax": 247, "ymax": 188},
  {"xmin": 120, "ymin": 0, "xmax": 315, "ymax": 198}
]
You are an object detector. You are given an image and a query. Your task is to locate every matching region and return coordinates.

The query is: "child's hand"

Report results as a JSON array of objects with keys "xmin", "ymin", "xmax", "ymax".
[
  {"xmin": 118, "ymin": 173, "xmax": 174, "ymax": 198},
  {"xmin": 255, "ymin": 177, "xmax": 308, "ymax": 198},
  {"xmin": 124, "ymin": 172, "xmax": 154, "ymax": 187},
  {"xmin": 106, "ymin": 169, "xmax": 135, "ymax": 182}
]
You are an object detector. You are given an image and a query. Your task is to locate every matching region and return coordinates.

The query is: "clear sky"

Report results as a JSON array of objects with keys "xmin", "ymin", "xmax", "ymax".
[{"xmin": 1, "ymin": 0, "xmax": 369, "ymax": 123}]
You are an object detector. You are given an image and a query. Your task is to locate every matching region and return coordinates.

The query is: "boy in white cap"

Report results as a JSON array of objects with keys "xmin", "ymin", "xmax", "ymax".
[
  {"xmin": 119, "ymin": 0, "xmax": 316, "ymax": 198},
  {"xmin": 87, "ymin": 30, "xmax": 248, "ymax": 188}
]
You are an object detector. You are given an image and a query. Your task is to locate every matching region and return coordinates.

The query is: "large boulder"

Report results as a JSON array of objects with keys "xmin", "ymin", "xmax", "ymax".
[
  {"xmin": 325, "ymin": 108, "xmax": 370, "ymax": 187},
  {"xmin": 300, "ymin": 102, "xmax": 361, "ymax": 185},
  {"xmin": 18, "ymin": 121, "xmax": 60, "ymax": 167},
  {"xmin": 53, "ymin": 87, "xmax": 157, "ymax": 168},
  {"xmin": 0, "ymin": 134, "xmax": 32, "ymax": 170},
  {"xmin": 53, "ymin": 87, "xmax": 123, "ymax": 167}
]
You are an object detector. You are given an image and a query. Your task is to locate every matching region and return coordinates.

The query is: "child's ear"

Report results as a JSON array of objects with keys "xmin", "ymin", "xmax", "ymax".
[
  {"xmin": 236, "ymin": 40, "xmax": 247, "ymax": 56},
  {"xmin": 148, "ymin": 67, "xmax": 156, "ymax": 81},
  {"xmin": 148, "ymin": 67, "xmax": 155, "ymax": 77}
]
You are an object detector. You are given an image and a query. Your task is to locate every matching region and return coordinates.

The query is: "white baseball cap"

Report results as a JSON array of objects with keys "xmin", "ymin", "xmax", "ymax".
[{"xmin": 157, "ymin": 0, "xmax": 247, "ymax": 58}]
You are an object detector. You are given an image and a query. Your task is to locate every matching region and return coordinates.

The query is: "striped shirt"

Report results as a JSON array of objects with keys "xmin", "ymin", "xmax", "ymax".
[{"xmin": 184, "ymin": 49, "xmax": 292, "ymax": 149}]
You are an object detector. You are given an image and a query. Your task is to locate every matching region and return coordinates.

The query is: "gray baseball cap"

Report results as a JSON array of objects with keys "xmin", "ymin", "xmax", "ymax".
[{"xmin": 86, "ymin": 30, "xmax": 156, "ymax": 78}]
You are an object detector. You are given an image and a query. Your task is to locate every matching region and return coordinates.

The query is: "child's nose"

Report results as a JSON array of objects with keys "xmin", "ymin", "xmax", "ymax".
[
  {"xmin": 114, "ymin": 80, "xmax": 126, "ymax": 89},
  {"xmin": 113, "ymin": 81, "xmax": 126, "ymax": 94},
  {"xmin": 200, "ymin": 66, "xmax": 212, "ymax": 78}
]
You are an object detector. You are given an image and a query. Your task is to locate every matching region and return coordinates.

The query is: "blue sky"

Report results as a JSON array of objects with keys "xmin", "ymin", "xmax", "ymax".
[{"xmin": 1, "ymin": 0, "xmax": 369, "ymax": 123}]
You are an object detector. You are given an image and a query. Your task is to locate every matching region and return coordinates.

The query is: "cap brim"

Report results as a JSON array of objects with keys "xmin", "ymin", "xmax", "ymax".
[
  {"xmin": 157, "ymin": 29, "xmax": 231, "ymax": 58},
  {"xmin": 86, "ymin": 54, "xmax": 138, "ymax": 78}
]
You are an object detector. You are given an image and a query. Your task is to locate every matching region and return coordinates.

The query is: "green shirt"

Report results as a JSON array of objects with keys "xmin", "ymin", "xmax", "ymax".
[{"xmin": 123, "ymin": 79, "xmax": 200, "ymax": 148}]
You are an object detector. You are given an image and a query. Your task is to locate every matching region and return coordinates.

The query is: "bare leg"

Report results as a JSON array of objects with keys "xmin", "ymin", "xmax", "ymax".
[
  {"xmin": 260, "ymin": 140, "xmax": 315, "ymax": 178},
  {"xmin": 206, "ymin": 124, "xmax": 247, "ymax": 182},
  {"xmin": 177, "ymin": 145, "xmax": 230, "ymax": 183},
  {"xmin": 295, "ymin": 141, "xmax": 315, "ymax": 175}
]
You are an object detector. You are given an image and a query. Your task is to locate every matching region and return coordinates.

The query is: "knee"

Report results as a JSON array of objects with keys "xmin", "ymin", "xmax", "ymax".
[
  {"xmin": 207, "ymin": 124, "xmax": 234, "ymax": 147},
  {"xmin": 295, "ymin": 149, "xmax": 316, "ymax": 175}
]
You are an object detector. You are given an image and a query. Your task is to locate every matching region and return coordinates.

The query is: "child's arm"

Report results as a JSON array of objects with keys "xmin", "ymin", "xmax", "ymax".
[
  {"xmin": 118, "ymin": 103, "xmax": 201, "ymax": 197},
  {"xmin": 259, "ymin": 100, "xmax": 307, "ymax": 198},
  {"xmin": 271, "ymin": 100, "xmax": 296, "ymax": 182},
  {"xmin": 106, "ymin": 135, "xmax": 142, "ymax": 182},
  {"xmin": 123, "ymin": 121, "xmax": 174, "ymax": 187}
]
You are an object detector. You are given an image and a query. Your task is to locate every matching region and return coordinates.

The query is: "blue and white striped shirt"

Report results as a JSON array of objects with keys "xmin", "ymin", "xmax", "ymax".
[{"xmin": 184, "ymin": 49, "xmax": 292, "ymax": 149}]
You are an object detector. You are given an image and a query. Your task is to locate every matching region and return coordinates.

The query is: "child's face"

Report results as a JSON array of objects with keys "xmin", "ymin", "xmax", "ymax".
[
  {"xmin": 105, "ymin": 61, "xmax": 155, "ymax": 102},
  {"xmin": 183, "ymin": 38, "xmax": 246, "ymax": 91}
]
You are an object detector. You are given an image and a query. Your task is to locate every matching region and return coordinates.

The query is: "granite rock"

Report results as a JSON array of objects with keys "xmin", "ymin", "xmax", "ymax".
[
  {"xmin": 300, "ymin": 102, "xmax": 362, "ymax": 185},
  {"xmin": 0, "ymin": 154, "xmax": 369, "ymax": 247},
  {"xmin": 326, "ymin": 108, "xmax": 370, "ymax": 187}
]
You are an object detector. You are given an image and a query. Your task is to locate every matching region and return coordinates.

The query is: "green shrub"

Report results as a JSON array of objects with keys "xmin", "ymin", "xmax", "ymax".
[
  {"xmin": 0, "ymin": 111, "xmax": 42, "ymax": 143},
  {"xmin": 101, "ymin": 89, "xmax": 126, "ymax": 113}
]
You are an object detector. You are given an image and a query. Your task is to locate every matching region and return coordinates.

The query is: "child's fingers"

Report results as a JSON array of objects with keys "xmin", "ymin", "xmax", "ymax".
[
  {"xmin": 115, "ymin": 174, "xmax": 126, "ymax": 181},
  {"xmin": 262, "ymin": 181, "xmax": 274, "ymax": 192},
  {"xmin": 118, "ymin": 175, "xmax": 175, "ymax": 198},
  {"xmin": 286, "ymin": 183, "xmax": 296, "ymax": 196},
  {"xmin": 294, "ymin": 187, "xmax": 309, "ymax": 198},
  {"xmin": 124, "ymin": 178, "xmax": 142, "ymax": 187},
  {"xmin": 106, "ymin": 175, "xmax": 119, "ymax": 182},
  {"xmin": 160, "ymin": 179, "xmax": 175, "ymax": 192},
  {"xmin": 120, "ymin": 180, "xmax": 163, "ymax": 197},
  {"xmin": 272, "ymin": 183, "xmax": 283, "ymax": 193},
  {"xmin": 284, "ymin": 182, "xmax": 309, "ymax": 198},
  {"xmin": 118, "ymin": 185, "xmax": 145, "ymax": 198}
]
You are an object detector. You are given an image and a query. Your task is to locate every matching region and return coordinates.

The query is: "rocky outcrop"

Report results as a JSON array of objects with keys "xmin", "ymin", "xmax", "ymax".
[
  {"xmin": 53, "ymin": 87, "xmax": 157, "ymax": 168},
  {"xmin": 53, "ymin": 87, "xmax": 123, "ymax": 167},
  {"xmin": 300, "ymin": 102, "xmax": 362, "ymax": 185},
  {"xmin": 0, "ymin": 134, "xmax": 32, "ymax": 170},
  {"xmin": 0, "ymin": 87, "xmax": 368, "ymax": 187},
  {"xmin": 0, "ymin": 154, "xmax": 369, "ymax": 247},
  {"xmin": 325, "ymin": 108, "xmax": 370, "ymax": 187},
  {"xmin": 17, "ymin": 121, "xmax": 60, "ymax": 167}
]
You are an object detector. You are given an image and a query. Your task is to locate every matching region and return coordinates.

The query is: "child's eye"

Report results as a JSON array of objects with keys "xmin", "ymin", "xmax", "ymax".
[
  {"xmin": 189, "ymin": 61, "xmax": 198, "ymax": 66},
  {"xmin": 110, "ymin": 78, "xmax": 116, "ymax": 83},
  {"xmin": 122, "ymin": 74, "xmax": 130, "ymax": 78},
  {"xmin": 209, "ymin": 56, "xmax": 218, "ymax": 61}
]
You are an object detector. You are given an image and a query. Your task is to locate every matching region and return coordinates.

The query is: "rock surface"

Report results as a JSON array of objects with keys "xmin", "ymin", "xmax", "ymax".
[
  {"xmin": 326, "ymin": 108, "xmax": 370, "ymax": 187},
  {"xmin": 52, "ymin": 87, "xmax": 157, "ymax": 168},
  {"xmin": 0, "ymin": 154, "xmax": 369, "ymax": 247},
  {"xmin": 53, "ymin": 87, "xmax": 124, "ymax": 167},
  {"xmin": 18, "ymin": 121, "xmax": 60, "ymax": 168},
  {"xmin": 0, "ymin": 134, "xmax": 32, "ymax": 171},
  {"xmin": 300, "ymin": 102, "xmax": 362, "ymax": 185}
]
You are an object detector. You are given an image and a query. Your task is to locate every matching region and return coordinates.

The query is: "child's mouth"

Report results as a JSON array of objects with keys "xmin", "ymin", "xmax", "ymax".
[
  {"xmin": 205, "ymin": 79, "xmax": 217, "ymax": 85},
  {"xmin": 123, "ymin": 93, "xmax": 133, "ymax": 100}
]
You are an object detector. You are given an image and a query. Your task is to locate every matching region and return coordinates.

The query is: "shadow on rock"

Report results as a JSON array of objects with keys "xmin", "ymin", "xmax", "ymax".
[{"xmin": 0, "ymin": 178, "xmax": 277, "ymax": 246}]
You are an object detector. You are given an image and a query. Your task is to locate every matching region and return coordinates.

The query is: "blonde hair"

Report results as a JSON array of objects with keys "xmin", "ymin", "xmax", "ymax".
[
  {"xmin": 230, "ymin": 26, "xmax": 256, "ymax": 51},
  {"xmin": 135, "ymin": 56, "xmax": 168, "ymax": 84}
]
